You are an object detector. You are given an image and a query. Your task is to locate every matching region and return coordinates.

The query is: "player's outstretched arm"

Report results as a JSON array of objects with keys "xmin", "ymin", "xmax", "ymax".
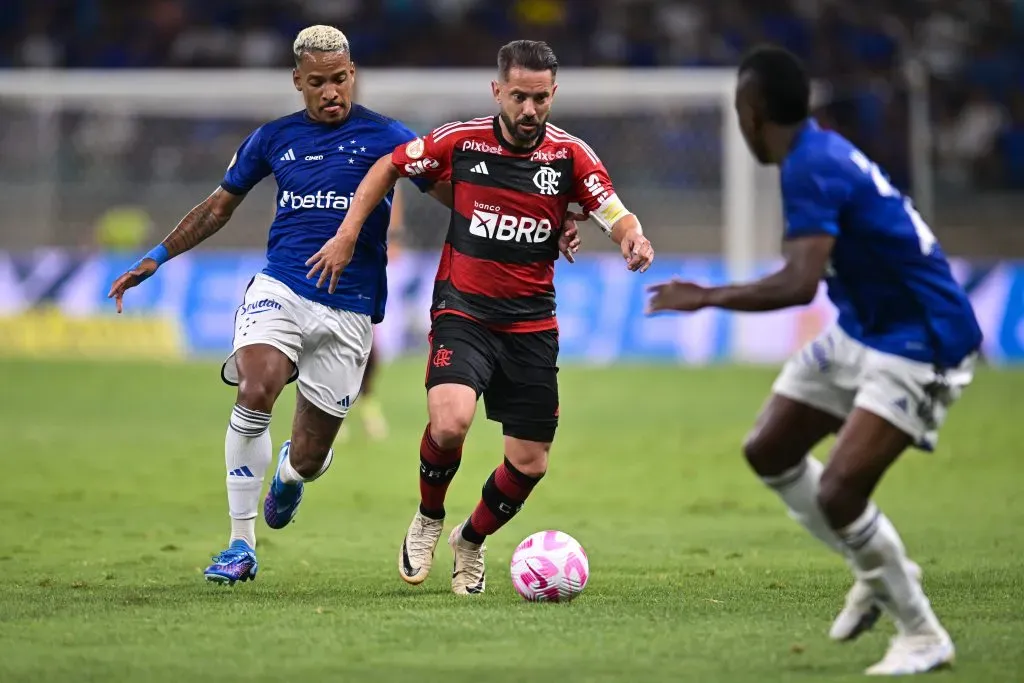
[
  {"xmin": 106, "ymin": 187, "xmax": 244, "ymax": 313},
  {"xmin": 306, "ymin": 155, "xmax": 400, "ymax": 293},
  {"xmin": 646, "ymin": 234, "xmax": 834, "ymax": 314}
]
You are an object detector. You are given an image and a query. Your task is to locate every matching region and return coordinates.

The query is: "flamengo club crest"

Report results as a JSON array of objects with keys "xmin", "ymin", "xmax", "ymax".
[{"xmin": 533, "ymin": 166, "xmax": 561, "ymax": 195}]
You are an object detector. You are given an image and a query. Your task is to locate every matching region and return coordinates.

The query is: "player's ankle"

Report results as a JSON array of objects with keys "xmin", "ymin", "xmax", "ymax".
[
  {"xmin": 419, "ymin": 503, "xmax": 445, "ymax": 520},
  {"xmin": 460, "ymin": 520, "xmax": 485, "ymax": 546}
]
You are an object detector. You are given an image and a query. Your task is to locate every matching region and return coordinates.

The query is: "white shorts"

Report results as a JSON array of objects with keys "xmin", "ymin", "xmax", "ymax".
[
  {"xmin": 772, "ymin": 325, "xmax": 976, "ymax": 451},
  {"xmin": 221, "ymin": 273, "xmax": 372, "ymax": 418}
]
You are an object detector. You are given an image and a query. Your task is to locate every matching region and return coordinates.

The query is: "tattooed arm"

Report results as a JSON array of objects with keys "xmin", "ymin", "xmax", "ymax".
[
  {"xmin": 106, "ymin": 186, "xmax": 245, "ymax": 313},
  {"xmin": 161, "ymin": 187, "xmax": 244, "ymax": 257}
]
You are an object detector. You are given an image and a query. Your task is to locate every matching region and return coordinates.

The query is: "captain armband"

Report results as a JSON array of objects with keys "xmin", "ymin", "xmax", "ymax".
[{"xmin": 590, "ymin": 193, "xmax": 633, "ymax": 236}]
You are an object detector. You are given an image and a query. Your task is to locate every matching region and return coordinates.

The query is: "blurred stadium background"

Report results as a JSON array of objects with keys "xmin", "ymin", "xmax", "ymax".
[
  {"xmin": 1, "ymin": 0, "xmax": 1023, "ymax": 364},
  {"xmin": 2, "ymin": 3, "xmax": 1024, "ymax": 682}
]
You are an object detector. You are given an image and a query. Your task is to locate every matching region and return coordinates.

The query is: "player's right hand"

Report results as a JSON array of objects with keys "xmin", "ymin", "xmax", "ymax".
[
  {"xmin": 621, "ymin": 232, "xmax": 655, "ymax": 272},
  {"xmin": 107, "ymin": 259, "xmax": 159, "ymax": 314},
  {"xmin": 559, "ymin": 211, "xmax": 586, "ymax": 263},
  {"xmin": 306, "ymin": 233, "xmax": 356, "ymax": 294}
]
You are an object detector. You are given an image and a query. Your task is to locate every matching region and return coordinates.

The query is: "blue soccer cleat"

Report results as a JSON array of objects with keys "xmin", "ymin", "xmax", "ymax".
[
  {"xmin": 204, "ymin": 539, "xmax": 258, "ymax": 585},
  {"xmin": 264, "ymin": 440, "xmax": 303, "ymax": 529}
]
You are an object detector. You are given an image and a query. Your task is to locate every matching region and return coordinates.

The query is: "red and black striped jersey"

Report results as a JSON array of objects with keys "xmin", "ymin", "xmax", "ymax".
[{"xmin": 390, "ymin": 116, "xmax": 621, "ymax": 333}]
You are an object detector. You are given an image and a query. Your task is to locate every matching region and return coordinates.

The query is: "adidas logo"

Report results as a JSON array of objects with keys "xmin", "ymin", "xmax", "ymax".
[
  {"xmin": 229, "ymin": 466, "xmax": 255, "ymax": 478},
  {"xmin": 470, "ymin": 161, "xmax": 489, "ymax": 175},
  {"xmin": 280, "ymin": 148, "xmax": 296, "ymax": 161},
  {"xmin": 337, "ymin": 395, "xmax": 351, "ymax": 408}
]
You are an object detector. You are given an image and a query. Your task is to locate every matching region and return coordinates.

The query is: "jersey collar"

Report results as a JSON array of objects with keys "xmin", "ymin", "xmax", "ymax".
[{"xmin": 492, "ymin": 115, "xmax": 547, "ymax": 155}]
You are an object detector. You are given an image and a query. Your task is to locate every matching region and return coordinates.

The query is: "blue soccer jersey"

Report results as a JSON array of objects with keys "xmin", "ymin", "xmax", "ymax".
[
  {"xmin": 781, "ymin": 119, "xmax": 982, "ymax": 367},
  {"xmin": 222, "ymin": 105, "xmax": 429, "ymax": 323}
]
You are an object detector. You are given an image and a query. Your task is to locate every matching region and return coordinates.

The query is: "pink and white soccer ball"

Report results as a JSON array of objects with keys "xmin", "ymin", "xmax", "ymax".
[{"xmin": 510, "ymin": 530, "xmax": 589, "ymax": 602}]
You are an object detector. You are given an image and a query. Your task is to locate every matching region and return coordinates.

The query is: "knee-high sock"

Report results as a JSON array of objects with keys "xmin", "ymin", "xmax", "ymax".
[
  {"xmin": 761, "ymin": 456, "xmax": 846, "ymax": 554},
  {"xmin": 418, "ymin": 424, "xmax": 462, "ymax": 519},
  {"xmin": 225, "ymin": 404, "xmax": 273, "ymax": 548},
  {"xmin": 462, "ymin": 458, "xmax": 542, "ymax": 544},
  {"xmin": 839, "ymin": 505, "xmax": 942, "ymax": 636}
]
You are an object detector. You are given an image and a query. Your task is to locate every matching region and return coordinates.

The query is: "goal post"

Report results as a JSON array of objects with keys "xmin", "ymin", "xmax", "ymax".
[{"xmin": 0, "ymin": 67, "xmax": 765, "ymax": 277}]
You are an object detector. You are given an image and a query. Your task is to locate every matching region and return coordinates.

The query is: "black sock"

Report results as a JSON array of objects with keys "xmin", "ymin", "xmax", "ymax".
[{"xmin": 460, "ymin": 519, "xmax": 486, "ymax": 545}]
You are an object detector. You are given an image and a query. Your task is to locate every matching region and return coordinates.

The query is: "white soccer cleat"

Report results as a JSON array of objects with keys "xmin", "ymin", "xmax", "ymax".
[
  {"xmin": 831, "ymin": 578, "xmax": 882, "ymax": 641},
  {"xmin": 865, "ymin": 630, "xmax": 955, "ymax": 676},
  {"xmin": 448, "ymin": 522, "xmax": 486, "ymax": 595},
  {"xmin": 831, "ymin": 561, "xmax": 922, "ymax": 642},
  {"xmin": 398, "ymin": 510, "xmax": 444, "ymax": 585}
]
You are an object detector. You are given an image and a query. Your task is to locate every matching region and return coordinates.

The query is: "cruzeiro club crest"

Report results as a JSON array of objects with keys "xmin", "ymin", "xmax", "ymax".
[{"xmin": 533, "ymin": 166, "xmax": 561, "ymax": 195}]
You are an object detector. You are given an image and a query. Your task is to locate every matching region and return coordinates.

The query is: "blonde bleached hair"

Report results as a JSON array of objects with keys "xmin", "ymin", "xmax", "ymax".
[{"xmin": 293, "ymin": 25, "xmax": 350, "ymax": 66}]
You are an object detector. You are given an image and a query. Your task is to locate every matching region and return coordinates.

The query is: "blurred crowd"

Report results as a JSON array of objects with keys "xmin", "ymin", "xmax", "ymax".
[{"xmin": 1, "ymin": 0, "xmax": 1023, "ymax": 194}]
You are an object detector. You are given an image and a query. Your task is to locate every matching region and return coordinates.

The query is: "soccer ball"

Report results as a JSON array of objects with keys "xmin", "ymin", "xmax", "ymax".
[{"xmin": 510, "ymin": 530, "xmax": 589, "ymax": 602}]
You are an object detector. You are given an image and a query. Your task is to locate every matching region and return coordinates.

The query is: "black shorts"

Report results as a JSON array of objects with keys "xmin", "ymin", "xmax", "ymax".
[{"xmin": 425, "ymin": 314, "xmax": 559, "ymax": 443}]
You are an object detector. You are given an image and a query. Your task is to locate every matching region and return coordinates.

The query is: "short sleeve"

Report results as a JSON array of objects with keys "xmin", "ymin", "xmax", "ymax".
[
  {"xmin": 387, "ymin": 121, "xmax": 435, "ymax": 193},
  {"xmin": 570, "ymin": 140, "xmax": 632, "ymax": 231},
  {"xmin": 222, "ymin": 127, "xmax": 272, "ymax": 195},
  {"xmin": 390, "ymin": 124, "xmax": 456, "ymax": 184},
  {"xmin": 781, "ymin": 158, "xmax": 851, "ymax": 239}
]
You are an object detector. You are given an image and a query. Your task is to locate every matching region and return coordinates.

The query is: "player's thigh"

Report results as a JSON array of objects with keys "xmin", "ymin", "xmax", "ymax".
[
  {"xmin": 294, "ymin": 306, "xmax": 372, "ymax": 429},
  {"xmin": 425, "ymin": 315, "xmax": 498, "ymax": 442},
  {"xmin": 484, "ymin": 329, "xmax": 559, "ymax": 447},
  {"xmin": 854, "ymin": 349, "xmax": 977, "ymax": 452},
  {"xmin": 221, "ymin": 274, "xmax": 303, "ymax": 411}
]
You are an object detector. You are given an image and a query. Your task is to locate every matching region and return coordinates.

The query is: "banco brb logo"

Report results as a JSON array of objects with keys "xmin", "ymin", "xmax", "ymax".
[{"xmin": 533, "ymin": 166, "xmax": 561, "ymax": 195}]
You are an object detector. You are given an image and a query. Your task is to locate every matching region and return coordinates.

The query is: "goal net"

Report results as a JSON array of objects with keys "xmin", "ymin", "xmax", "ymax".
[{"xmin": 0, "ymin": 68, "xmax": 775, "ymax": 277}]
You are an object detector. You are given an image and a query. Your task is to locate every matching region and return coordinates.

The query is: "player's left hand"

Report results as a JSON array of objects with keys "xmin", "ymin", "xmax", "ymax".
[
  {"xmin": 645, "ymin": 278, "xmax": 710, "ymax": 313},
  {"xmin": 558, "ymin": 211, "xmax": 586, "ymax": 263},
  {"xmin": 621, "ymin": 232, "xmax": 655, "ymax": 272},
  {"xmin": 305, "ymin": 234, "xmax": 356, "ymax": 294}
]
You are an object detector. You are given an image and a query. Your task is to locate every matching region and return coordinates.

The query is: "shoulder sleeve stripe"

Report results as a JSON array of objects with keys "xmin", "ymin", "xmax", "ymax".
[
  {"xmin": 547, "ymin": 127, "xmax": 600, "ymax": 165},
  {"xmin": 431, "ymin": 116, "xmax": 491, "ymax": 141},
  {"xmin": 433, "ymin": 123, "xmax": 492, "ymax": 143},
  {"xmin": 431, "ymin": 120, "xmax": 466, "ymax": 139}
]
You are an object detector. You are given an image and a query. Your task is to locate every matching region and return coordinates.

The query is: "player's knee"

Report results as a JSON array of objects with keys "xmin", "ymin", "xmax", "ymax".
[
  {"xmin": 430, "ymin": 413, "xmax": 472, "ymax": 450},
  {"xmin": 236, "ymin": 377, "xmax": 281, "ymax": 414},
  {"xmin": 511, "ymin": 451, "xmax": 548, "ymax": 479}
]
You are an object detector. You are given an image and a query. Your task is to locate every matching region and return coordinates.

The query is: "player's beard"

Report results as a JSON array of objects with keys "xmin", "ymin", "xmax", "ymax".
[{"xmin": 501, "ymin": 111, "xmax": 544, "ymax": 146}]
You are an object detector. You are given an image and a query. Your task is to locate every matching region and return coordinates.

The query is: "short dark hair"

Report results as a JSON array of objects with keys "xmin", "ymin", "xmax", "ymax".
[
  {"xmin": 497, "ymin": 40, "xmax": 559, "ymax": 81},
  {"xmin": 738, "ymin": 45, "xmax": 810, "ymax": 125}
]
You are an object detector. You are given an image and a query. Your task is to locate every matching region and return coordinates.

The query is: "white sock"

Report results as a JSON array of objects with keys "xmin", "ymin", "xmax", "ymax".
[
  {"xmin": 226, "ymin": 404, "xmax": 273, "ymax": 549},
  {"xmin": 762, "ymin": 457, "xmax": 846, "ymax": 554},
  {"xmin": 277, "ymin": 442, "xmax": 334, "ymax": 484},
  {"xmin": 839, "ymin": 504, "xmax": 941, "ymax": 636}
]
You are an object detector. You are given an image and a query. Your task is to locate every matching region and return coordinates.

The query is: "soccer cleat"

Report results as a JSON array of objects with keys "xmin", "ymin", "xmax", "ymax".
[
  {"xmin": 831, "ymin": 561, "xmax": 922, "ymax": 642},
  {"xmin": 830, "ymin": 578, "xmax": 882, "ymax": 641},
  {"xmin": 204, "ymin": 539, "xmax": 258, "ymax": 585},
  {"xmin": 865, "ymin": 630, "xmax": 955, "ymax": 676},
  {"xmin": 263, "ymin": 441, "xmax": 303, "ymax": 529},
  {"xmin": 448, "ymin": 522, "xmax": 486, "ymax": 595},
  {"xmin": 398, "ymin": 510, "xmax": 445, "ymax": 585}
]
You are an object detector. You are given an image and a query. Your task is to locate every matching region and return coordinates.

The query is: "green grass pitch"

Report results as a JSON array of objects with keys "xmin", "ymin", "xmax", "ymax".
[{"xmin": 0, "ymin": 358, "xmax": 1021, "ymax": 682}]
